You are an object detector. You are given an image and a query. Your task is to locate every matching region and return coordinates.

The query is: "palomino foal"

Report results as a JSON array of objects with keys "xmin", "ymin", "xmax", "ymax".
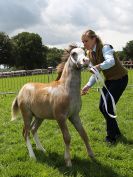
[{"xmin": 11, "ymin": 45, "xmax": 94, "ymax": 167}]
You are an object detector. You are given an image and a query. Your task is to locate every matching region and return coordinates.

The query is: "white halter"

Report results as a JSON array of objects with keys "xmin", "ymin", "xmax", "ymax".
[
  {"xmin": 70, "ymin": 53, "xmax": 86, "ymax": 68},
  {"xmin": 70, "ymin": 55, "xmax": 77, "ymax": 65},
  {"xmin": 90, "ymin": 67, "xmax": 117, "ymax": 119}
]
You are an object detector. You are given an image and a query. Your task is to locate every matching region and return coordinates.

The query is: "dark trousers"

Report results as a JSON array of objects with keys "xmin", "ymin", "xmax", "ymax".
[{"xmin": 99, "ymin": 75, "xmax": 128, "ymax": 138}]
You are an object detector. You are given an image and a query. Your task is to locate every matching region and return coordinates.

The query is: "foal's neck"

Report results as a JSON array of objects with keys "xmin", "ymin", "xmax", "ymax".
[{"xmin": 60, "ymin": 59, "xmax": 81, "ymax": 92}]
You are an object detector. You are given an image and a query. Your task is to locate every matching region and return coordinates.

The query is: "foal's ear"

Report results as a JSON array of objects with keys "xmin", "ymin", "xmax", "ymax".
[{"xmin": 71, "ymin": 52, "xmax": 78, "ymax": 60}]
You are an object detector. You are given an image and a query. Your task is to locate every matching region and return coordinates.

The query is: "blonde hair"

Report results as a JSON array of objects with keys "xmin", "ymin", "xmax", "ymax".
[
  {"xmin": 82, "ymin": 29, "xmax": 103, "ymax": 60},
  {"xmin": 81, "ymin": 29, "xmax": 102, "ymax": 44}
]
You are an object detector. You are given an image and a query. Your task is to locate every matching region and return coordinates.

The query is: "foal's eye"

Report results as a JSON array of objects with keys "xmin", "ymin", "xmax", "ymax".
[{"xmin": 71, "ymin": 52, "xmax": 78, "ymax": 60}]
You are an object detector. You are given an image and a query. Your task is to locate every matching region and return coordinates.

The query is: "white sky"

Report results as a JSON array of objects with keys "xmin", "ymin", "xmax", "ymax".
[{"xmin": 0, "ymin": 0, "xmax": 133, "ymax": 51}]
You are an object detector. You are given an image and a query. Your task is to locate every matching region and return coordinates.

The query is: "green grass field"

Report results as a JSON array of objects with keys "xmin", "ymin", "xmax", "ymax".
[{"xmin": 0, "ymin": 71, "xmax": 133, "ymax": 177}]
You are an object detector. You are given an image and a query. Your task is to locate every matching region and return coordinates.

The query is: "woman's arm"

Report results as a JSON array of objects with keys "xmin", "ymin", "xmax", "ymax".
[
  {"xmin": 82, "ymin": 61, "xmax": 96, "ymax": 94},
  {"xmin": 94, "ymin": 44, "xmax": 115, "ymax": 70},
  {"xmin": 86, "ymin": 74, "xmax": 96, "ymax": 87},
  {"xmin": 85, "ymin": 45, "xmax": 115, "ymax": 87},
  {"xmin": 100, "ymin": 44, "xmax": 115, "ymax": 70}
]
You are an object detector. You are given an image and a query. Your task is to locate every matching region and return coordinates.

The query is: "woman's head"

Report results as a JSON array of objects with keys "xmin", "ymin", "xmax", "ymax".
[{"xmin": 81, "ymin": 30, "xmax": 102, "ymax": 50}]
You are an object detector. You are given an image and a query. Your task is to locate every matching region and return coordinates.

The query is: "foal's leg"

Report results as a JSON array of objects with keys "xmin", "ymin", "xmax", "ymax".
[
  {"xmin": 31, "ymin": 118, "xmax": 45, "ymax": 152},
  {"xmin": 21, "ymin": 106, "xmax": 36, "ymax": 159},
  {"xmin": 69, "ymin": 114, "xmax": 94, "ymax": 158},
  {"xmin": 57, "ymin": 119, "xmax": 72, "ymax": 167}
]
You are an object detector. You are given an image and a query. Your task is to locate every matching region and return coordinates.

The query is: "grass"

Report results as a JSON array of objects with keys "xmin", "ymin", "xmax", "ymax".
[{"xmin": 0, "ymin": 70, "xmax": 133, "ymax": 177}]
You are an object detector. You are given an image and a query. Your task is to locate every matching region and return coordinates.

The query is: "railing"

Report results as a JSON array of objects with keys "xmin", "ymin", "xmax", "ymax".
[{"xmin": 0, "ymin": 66, "xmax": 132, "ymax": 95}]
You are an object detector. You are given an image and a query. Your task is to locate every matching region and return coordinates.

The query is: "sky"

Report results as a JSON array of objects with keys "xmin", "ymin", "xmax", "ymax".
[{"xmin": 0, "ymin": 0, "xmax": 133, "ymax": 51}]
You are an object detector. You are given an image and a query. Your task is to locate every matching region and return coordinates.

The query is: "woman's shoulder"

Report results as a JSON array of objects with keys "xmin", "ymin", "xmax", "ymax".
[{"xmin": 102, "ymin": 44, "xmax": 114, "ymax": 54}]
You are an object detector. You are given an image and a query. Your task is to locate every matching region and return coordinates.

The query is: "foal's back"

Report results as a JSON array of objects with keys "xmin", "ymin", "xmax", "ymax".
[{"xmin": 17, "ymin": 81, "xmax": 70, "ymax": 120}]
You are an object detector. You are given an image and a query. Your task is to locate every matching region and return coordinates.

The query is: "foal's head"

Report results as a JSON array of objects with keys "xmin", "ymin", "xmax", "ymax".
[
  {"xmin": 56, "ymin": 44, "xmax": 89, "ymax": 80},
  {"xmin": 69, "ymin": 47, "xmax": 89, "ymax": 69}
]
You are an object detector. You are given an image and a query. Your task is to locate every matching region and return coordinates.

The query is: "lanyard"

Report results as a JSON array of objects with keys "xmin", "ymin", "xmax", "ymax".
[{"xmin": 90, "ymin": 67, "xmax": 117, "ymax": 118}]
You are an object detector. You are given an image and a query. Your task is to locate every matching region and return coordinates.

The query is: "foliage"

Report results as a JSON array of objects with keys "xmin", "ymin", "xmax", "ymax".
[
  {"xmin": 0, "ymin": 32, "xmax": 13, "ymax": 66},
  {"xmin": 42, "ymin": 45, "xmax": 49, "ymax": 68},
  {"xmin": 0, "ymin": 31, "xmax": 132, "ymax": 69},
  {"xmin": 11, "ymin": 32, "xmax": 45, "ymax": 69},
  {"xmin": 47, "ymin": 47, "xmax": 63, "ymax": 67},
  {"xmin": 123, "ymin": 40, "xmax": 133, "ymax": 60}
]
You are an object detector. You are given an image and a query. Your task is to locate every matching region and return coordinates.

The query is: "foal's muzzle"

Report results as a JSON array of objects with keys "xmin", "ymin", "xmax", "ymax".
[
  {"xmin": 76, "ymin": 63, "xmax": 83, "ymax": 69},
  {"xmin": 83, "ymin": 57, "xmax": 89, "ymax": 65}
]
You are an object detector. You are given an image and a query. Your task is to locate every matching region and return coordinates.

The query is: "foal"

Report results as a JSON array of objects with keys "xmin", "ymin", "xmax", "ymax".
[{"xmin": 11, "ymin": 45, "xmax": 94, "ymax": 167}]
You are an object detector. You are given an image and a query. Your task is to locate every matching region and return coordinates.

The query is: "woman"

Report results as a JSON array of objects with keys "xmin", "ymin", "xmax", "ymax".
[{"xmin": 81, "ymin": 29, "xmax": 128, "ymax": 144}]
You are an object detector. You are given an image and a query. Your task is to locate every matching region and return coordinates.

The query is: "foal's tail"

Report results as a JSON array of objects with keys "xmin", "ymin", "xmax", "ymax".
[{"xmin": 11, "ymin": 97, "xmax": 19, "ymax": 121}]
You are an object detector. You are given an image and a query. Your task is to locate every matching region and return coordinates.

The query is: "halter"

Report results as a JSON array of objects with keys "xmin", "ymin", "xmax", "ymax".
[
  {"xmin": 90, "ymin": 67, "xmax": 117, "ymax": 118},
  {"xmin": 70, "ymin": 53, "xmax": 86, "ymax": 69},
  {"xmin": 70, "ymin": 55, "xmax": 77, "ymax": 64}
]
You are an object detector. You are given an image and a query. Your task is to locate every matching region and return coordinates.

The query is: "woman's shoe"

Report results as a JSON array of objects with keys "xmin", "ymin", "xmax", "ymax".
[{"xmin": 105, "ymin": 136, "xmax": 116, "ymax": 144}]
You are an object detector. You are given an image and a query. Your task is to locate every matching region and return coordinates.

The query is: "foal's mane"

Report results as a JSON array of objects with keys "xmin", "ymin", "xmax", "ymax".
[{"xmin": 55, "ymin": 44, "xmax": 78, "ymax": 81}]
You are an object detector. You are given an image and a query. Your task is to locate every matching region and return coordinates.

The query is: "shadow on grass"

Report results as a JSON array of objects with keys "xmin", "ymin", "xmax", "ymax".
[
  {"xmin": 111, "ymin": 135, "xmax": 133, "ymax": 147},
  {"xmin": 118, "ymin": 135, "xmax": 133, "ymax": 145},
  {"xmin": 35, "ymin": 150, "xmax": 124, "ymax": 177}
]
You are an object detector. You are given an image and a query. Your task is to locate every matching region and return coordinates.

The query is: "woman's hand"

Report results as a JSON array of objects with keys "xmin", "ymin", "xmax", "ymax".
[
  {"xmin": 81, "ymin": 85, "xmax": 90, "ymax": 95},
  {"xmin": 89, "ymin": 64, "xmax": 101, "ymax": 74},
  {"xmin": 95, "ymin": 64, "xmax": 101, "ymax": 70}
]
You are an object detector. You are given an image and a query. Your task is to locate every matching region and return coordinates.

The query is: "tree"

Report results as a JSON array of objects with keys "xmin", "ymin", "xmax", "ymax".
[
  {"xmin": 0, "ymin": 32, "xmax": 13, "ymax": 66},
  {"xmin": 11, "ymin": 32, "xmax": 45, "ymax": 69},
  {"xmin": 123, "ymin": 40, "xmax": 133, "ymax": 61},
  {"xmin": 42, "ymin": 45, "xmax": 48, "ymax": 68},
  {"xmin": 47, "ymin": 47, "xmax": 63, "ymax": 67}
]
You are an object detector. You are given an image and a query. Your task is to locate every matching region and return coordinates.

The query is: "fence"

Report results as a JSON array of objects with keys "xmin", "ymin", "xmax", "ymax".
[
  {"xmin": 122, "ymin": 60, "xmax": 133, "ymax": 69},
  {"xmin": 0, "ymin": 67, "xmax": 132, "ymax": 120},
  {"xmin": 0, "ymin": 68, "xmax": 56, "ymax": 94},
  {"xmin": 0, "ymin": 67, "xmax": 132, "ymax": 94}
]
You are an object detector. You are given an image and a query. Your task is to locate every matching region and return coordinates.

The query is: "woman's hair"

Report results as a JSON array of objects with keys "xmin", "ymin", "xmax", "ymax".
[
  {"xmin": 81, "ymin": 29, "xmax": 103, "ymax": 59},
  {"xmin": 81, "ymin": 29, "xmax": 103, "ymax": 45}
]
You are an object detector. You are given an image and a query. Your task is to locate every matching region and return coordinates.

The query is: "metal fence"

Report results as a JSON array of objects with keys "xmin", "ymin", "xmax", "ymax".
[
  {"xmin": 0, "ymin": 67, "xmax": 132, "ymax": 120},
  {"xmin": 0, "ymin": 69, "xmax": 56, "ymax": 94},
  {"xmin": 0, "ymin": 68, "xmax": 132, "ymax": 94}
]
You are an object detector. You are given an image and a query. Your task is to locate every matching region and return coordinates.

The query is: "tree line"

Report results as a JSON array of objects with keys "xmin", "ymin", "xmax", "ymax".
[
  {"xmin": 0, "ymin": 32, "xmax": 63, "ymax": 70},
  {"xmin": 0, "ymin": 32, "xmax": 132, "ymax": 70}
]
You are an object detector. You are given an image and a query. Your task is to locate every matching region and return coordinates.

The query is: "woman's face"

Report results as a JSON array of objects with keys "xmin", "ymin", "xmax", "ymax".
[{"xmin": 82, "ymin": 35, "xmax": 96, "ymax": 50}]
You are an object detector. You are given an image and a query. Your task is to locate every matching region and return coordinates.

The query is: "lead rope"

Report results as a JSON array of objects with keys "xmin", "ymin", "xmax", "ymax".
[{"xmin": 90, "ymin": 67, "xmax": 117, "ymax": 118}]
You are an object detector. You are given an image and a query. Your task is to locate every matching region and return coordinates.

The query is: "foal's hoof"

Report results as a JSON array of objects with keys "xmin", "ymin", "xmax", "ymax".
[
  {"xmin": 30, "ymin": 155, "xmax": 36, "ymax": 161},
  {"xmin": 89, "ymin": 152, "xmax": 95, "ymax": 158},
  {"xmin": 37, "ymin": 147, "xmax": 46, "ymax": 153},
  {"xmin": 41, "ymin": 148, "xmax": 46, "ymax": 153}
]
